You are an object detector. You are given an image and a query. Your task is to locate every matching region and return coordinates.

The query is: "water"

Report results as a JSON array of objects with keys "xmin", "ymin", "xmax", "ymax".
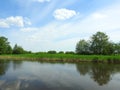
[{"xmin": 0, "ymin": 60, "xmax": 120, "ymax": 90}]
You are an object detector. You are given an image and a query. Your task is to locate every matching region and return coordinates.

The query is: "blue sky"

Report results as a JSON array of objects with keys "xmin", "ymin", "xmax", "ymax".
[{"xmin": 0, "ymin": 0, "xmax": 120, "ymax": 52}]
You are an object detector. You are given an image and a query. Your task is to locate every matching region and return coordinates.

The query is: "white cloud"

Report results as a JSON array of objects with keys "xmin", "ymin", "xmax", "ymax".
[
  {"xmin": 10, "ymin": 2, "xmax": 120, "ymax": 52},
  {"xmin": 74, "ymin": 3, "xmax": 120, "ymax": 42},
  {"xmin": 0, "ymin": 16, "xmax": 31, "ymax": 28},
  {"xmin": 53, "ymin": 8, "xmax": 77, "ymax": 20},
  {"xmin": 24, "ymin": 17, "xmax": 32, "ymax": 25},
  {"xmin": 17, "ymin": 22, "xmax": 82, "ymax": 51},
  {"xmin": 6, "ymin": 16, "xmax": 24, "ymax": 27},
  {"xmin": 92, "ymin": 13, "xmax": 107, "ymax": 19},
  {"xmin": 20, "ymin": 27, "xmax": 38, "ymax": 32},
  {"xmin": 0, "ymin": 21, "xmax": 9, "ymax": 28}
]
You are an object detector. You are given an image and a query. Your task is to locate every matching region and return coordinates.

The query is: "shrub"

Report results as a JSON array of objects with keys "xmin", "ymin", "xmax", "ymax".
[
  {"xmin": 58, "ymin": 51, "xmax": 64, "ymax": 54},
  {"xmin": 65, "ymin": 51, "xmax": 75, "ymax": 54},
  {"xmin": 47, "ymin": 51, "xmax": 57, "ymax": 54}
]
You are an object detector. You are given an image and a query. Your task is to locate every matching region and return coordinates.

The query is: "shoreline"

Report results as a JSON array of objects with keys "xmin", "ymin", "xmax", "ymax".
[{"xmin": 0, "ymin": 54, "xmax": 120, "ymax": 63}]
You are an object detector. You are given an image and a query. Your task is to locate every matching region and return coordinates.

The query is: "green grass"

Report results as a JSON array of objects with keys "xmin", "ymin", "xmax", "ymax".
[{"xmin": 0, "ymin": 53, "xmax": 120, "ymax": 63}]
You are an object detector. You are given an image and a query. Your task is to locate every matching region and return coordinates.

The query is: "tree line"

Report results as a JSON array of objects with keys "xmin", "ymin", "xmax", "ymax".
[
  {"xmin": 0, "ymin": 36, "xmax": 75, "ymax": 55},
  {"xmin": 76, "ymin": 31, "xmax": 120, "ymax": 55},
  {"xmin": 0, "ymin": 36, "xmax": 31, "ymax": 54},
  {"xmin": 0, "ymin": 31, "xmax": 120, "ymax": 55}
]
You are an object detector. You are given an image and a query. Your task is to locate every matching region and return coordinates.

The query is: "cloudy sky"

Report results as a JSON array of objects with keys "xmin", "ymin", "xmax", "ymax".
[{"xmin": 0, "ymin": 0, "xmax": 120, "ymax": 52}]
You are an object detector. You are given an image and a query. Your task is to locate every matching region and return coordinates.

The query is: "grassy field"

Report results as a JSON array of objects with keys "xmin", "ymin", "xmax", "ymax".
[{"xmin": 0, "ymin": 53, "xmax": 120, "ymax": 63}]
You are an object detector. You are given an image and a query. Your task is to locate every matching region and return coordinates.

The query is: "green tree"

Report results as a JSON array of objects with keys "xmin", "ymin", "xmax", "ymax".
[
  {"xmin": 47, "ymin": 50, "xmax": 57, "ymax": 54},
  {"xmin": 103, "ymin": 42, "xmax": 115, "ymax": 55},
  {"xmin": 6, "ymin": 45, "xmax": 12, "ymax": 54},
  {"xmin": 0, "ymin": 36, "xmax": 11, "ymax": 54},
  {"xmin": 90, "ymin": 32, "xmax": 109, "ymax": 55},
  {"xmin": 114, "ymin": 42, "xmax": 120, "ymax": 54},
  {"xmin": 12, "ymin": 44, "xmax": 25, "ymax": 54},
  {"xmin": 76, "ymin": 39, "xmax": 90, "ymax": 54},
  {"xmin": 65, "ymin": 51, "xmax": 75, "ymax": 54},
  {"xmin": 58, "ymin": 51, "xmax": 64, "ymax": 54}
]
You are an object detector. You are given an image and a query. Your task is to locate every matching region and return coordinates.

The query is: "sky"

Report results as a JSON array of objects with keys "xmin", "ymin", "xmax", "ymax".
[{"xmin": 0, "ymin": 0, "xmax": 120, "ymax": 52}]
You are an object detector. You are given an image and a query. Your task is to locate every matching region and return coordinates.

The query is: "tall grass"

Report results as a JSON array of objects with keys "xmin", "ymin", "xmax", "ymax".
[{"xmin": 0, "ymin": 53, "xmax": 120, "ymax": 63}]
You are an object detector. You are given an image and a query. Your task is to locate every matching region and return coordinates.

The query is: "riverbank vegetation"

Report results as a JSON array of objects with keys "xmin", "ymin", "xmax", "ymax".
[
  {"xmin": 76, "ymin": 31, "xmax": 120, "ymax": 55},
  {"xmin": 0, "ymin": 53, "xmax": 120, "ymax": 63},
  {"xmin": 0, "ymin": 31, "xmax": 120, "ymax": 63}
]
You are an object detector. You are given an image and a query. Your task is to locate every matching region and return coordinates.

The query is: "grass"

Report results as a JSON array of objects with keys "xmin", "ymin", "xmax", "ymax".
[{"xmin": 0, "ymin": 53, "xmax": 120, "ymax": 63}]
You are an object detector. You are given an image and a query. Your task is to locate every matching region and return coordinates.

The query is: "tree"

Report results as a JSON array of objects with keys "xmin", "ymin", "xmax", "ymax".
[
  {"xmin": 114, "ymin": 42, "xmax": 120, "ymax": 54},
  {"xmin": 90, "ymin": 32, "xmax": 109, "ymax": 55},
  {"xmin": 58, "ymin": 51, "xmax": 64, "ymax": 54},
  {"xmin": 65, "ymin": 51, "xmax": 75, "ymax": 54},
  {"xmin": 47, "ymin": 50, "xmax": 57, "ymax": 54},
  {"xmin": 6, "ymin": 45, "xmax": 12, "ymax": 54},
  {"xmin": 0, "ymin": 36, "xmax": 12, "ymax": 54},
  {"xmin": 76, "ymin": 39, "xmax": 90, "ymax": 54},
  {"xmin": 12, "ymin": 44, "xmax": 25, "ymax": 54},
  {"xmin": 103, "ymin": 42, "xmax": 115, "ymax": 55}
]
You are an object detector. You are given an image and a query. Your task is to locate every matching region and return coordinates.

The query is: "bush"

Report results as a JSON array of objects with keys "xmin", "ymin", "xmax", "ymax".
[
  {"xmin": 12, "ymin": 44, "xmax": 25, "ymax": 54},
  {"xmin": 47, "ymin": 51, "xmax": 57, "ymax": 54},
  {"xmin": 35, "ymin": 52, "xmax": 46, "ymax": 54},
  {"xmin": 65, "ymin": 51, "xmax": 75, "ymax": 54},
  {"xmin": 58, "ymin": 51, "xmax": 64, "ymax": 54}
]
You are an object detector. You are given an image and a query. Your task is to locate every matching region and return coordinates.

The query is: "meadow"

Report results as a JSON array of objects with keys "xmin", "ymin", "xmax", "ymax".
[{"xmin": 0, "ymin": 53, "xmax": 120, "ymax": 63}]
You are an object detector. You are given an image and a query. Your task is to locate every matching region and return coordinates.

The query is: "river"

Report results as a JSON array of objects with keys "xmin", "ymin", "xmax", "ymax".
[{"xmin": 0, "ymin": 60, "xmax": 120, "ymax": 90}]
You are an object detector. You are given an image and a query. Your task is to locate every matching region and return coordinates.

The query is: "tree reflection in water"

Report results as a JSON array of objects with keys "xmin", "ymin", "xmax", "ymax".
[
  {"xmin": 12, "ymin": 60, "xmax": 23, "ymax": 70},
  {"xmin": 0, "ymin": 60, "xmax": 120, "ymax": 88},
  {"xmin": 90, "ymin": 64, "xmax": 113, "ymax": 86},
  {"xmin": 0, "ymin": 60, "xmax": 10, "ymax": 76},
  {"xmin": 76, "ymin": 63, "xmax": 120, "ymax": 86},
  {"xmin": 76, "ymin": 63, "xmax": 91, "ymax": 75}
]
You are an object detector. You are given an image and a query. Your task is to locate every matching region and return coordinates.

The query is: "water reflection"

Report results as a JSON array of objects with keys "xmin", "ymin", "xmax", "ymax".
[
  {"xmin": 90, "ymin": 64, "xmax": 112, "ymax": 86},
  {"xmin": 12, "ymin": 60, "xmax": 23, "ymax": 70},
  {"xmin": 0, "ymin": 60, "xmax": 10, "ymax": 76},
  {"xmin": 0, "ymin": 60, "xmax": 120, "ymax": 90},
  {"xmin": 76, "ymin": 63, "xmax": 91, "ymax": 75},
  {"xmin": 76, "ymin": 63, "xmax": 120, "ymax": 86}
]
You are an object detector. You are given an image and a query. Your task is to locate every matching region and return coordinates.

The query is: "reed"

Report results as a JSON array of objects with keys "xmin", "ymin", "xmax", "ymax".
[{"xmin": 0, "ymin": 54, "xmax": 120, "ymax": 63}]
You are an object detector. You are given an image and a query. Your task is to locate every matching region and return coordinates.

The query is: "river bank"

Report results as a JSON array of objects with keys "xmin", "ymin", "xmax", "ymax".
[{"xmin": 0, "ymin": 54, "xmax": 120, "ymax": 63}]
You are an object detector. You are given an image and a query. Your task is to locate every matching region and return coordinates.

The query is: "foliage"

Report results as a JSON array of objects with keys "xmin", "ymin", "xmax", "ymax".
[
  {"xmin": 0, "ymin": 31, "xmax": 120, "ymax": 56},
  {"xmin": 65, "ymin": 51, "xmax": 75, "ymax": 54},
  {"xmin": 90, "ymin": 31, "xmax": 109, "ymax": 55},
  {"xmin": 0, "ymin": 54, "xmax": 120, "ymax": 63},
  {"xmin": 58, "ymin": 51, "xmax": 64, "ymax": 54},
  {"xmin": 103, "ymin": 42, "xmax": 115, "ymax": 55},
  {"xmin": 76, "ymin": 39, "xmax": 90, "ymax": 54},
  {"xmin": 12, "ymin": 44, "xmax": 25, "ymax": 54},
  {"xmin": 0, "ymin": 36, "xmax": 12, "ymax": 54},
  {"xmin": 6, "ymin": 45, "xmax": 12, "ymax": 54},
  {"xmin": 114, "ymin": 42, "xmax": 120, "ymax": 54},
  {"xmin": 76, "ymin": 31, "xmax": 120, "ymax": 55},
  {"xmin": 35, "ymin": 52, "xmax": 46, "ymax": 54},
  {"xmin": 47, "ymin": 50, "xmax": 57, "ymax": 54}
]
